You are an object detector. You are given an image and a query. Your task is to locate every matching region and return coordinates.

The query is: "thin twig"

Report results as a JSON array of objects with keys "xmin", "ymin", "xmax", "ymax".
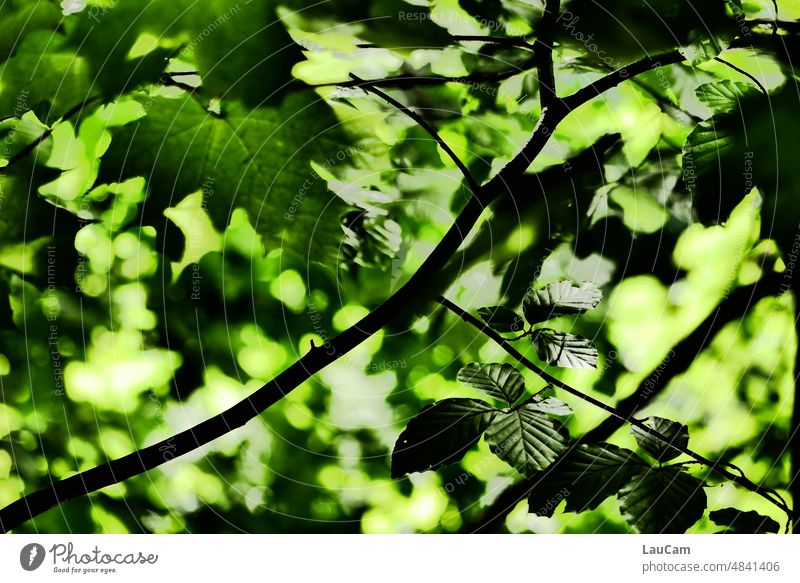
[
  {"xmin": 566, "ymin": 59, "xmax": 701, "ymax": 123},
  {"xmin": 4, "ymin": 96, "xmax": 103, "ymax": 169},
  {"xmin": 631, "ymin": 78, "xmax": 704, "ymax": 124},
  {"xmin": 506, "ymin": 330, "xmax": 531, "ymax": 342},
  {"xmin": 162, "ymin": 76, "xmax": 199, "ymax": 93},
  {"xmin": 351, "ymin": 73, "xmax": 481, "ymax": 194},
  {"xmin": 318, "ymin": 57, "xmax": 538, "ymax": 91},
  {"xmin": 771, "ymin": 0, "xmax": 780, "ymax": 35},
  {"xmin": 164, "ymin": 70, "xmax": 198, "ymax": 77},
  {"xmin": 453, "ymin": 35, "xmax": 535, "ymax": 50},
  {"xmin": 714, "ymin": 56, "xmax": 769, "ymax": 95},
  {"xmin": 586, "ymin": 272, "xmax": 782, "ymax": 441}
]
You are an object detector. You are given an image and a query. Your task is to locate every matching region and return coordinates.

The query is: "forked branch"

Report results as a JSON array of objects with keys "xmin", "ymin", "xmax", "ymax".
[{"xmin": 0, "ymin": 47, "xmax": 688, "ymax": 533}]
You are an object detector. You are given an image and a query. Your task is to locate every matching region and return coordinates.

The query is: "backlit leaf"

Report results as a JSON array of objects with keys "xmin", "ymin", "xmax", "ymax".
[
  {"xmin": 484, "ymin": 405, "xmax": 570, "ymax": 475},
  {"xmin": 457, "ymin": 362, "xmax": 526, "ymax": 405},
  {"xmin": 533, "ymin": 329, "xmax": 598, "ymax": 369},
  {"xmin": 391, "ymin": 398, "xmax": 498, "ymax": 477},
  {"xmin": 618, "ymin": 466, "xmax": 707, "ymax": 533}
]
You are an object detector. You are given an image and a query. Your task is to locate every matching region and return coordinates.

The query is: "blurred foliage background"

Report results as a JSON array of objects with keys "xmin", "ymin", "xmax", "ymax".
[{"xmin": 0, "ymin": 0, "xmax": 799, "ymax": 533}]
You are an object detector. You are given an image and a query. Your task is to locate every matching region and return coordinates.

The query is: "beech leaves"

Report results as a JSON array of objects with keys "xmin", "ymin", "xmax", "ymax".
[
  {"xmin": 393, "ymin": 282, "xmax": 722, "ymax": 534},
  {"xmin": 392, "ymin": 362, "xmax": 571, "ymax": 478},
  {"xmin": 479, "ymin": 280, "xmax": 602, "ymax": 369},
  {"xmin": 527, "ymin": 419, "xmax": 708, "ymax": 533}
]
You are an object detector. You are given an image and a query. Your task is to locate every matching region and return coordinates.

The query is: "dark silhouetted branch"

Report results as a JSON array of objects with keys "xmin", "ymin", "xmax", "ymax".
[
  {"xmin": 586, "ymin": 273, "xmax": 783, "ymax": 442},
  {"xmin": 0, "ymin": 49, "xmax": 689, "ymax": 533},
  {"xmin": 534, "ymin": 0, "xmax": 561, "ymax": 108}
]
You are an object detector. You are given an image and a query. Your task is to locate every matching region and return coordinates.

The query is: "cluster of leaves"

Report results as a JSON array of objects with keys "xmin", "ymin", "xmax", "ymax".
[
  {"xmin": 478, "ymin": 280, "xmax": 602, "ymax": 369},
  {"xmin": 0, "ymin": 0, "xmax": 797, "ymax": 534},
  {"xmin": 392, "ymin": 363, "xmax": 572, "ymax": 478},
  {"xmin": 527, "ymin": 417, "xmax": 708, "ymax": 534},
  {"xmin": 0, "ymin": 0, "xmax": 406, "ymax": 533},
  {"xmin": 392, "ymin": 274, "xmax": 782, "ymax": 532},
  {"xmin": 393, "ymin": 359, "xmax": 778, "ymax": 533}
]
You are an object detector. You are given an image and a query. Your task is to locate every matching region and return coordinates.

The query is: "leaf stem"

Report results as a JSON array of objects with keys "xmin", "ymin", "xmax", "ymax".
[{"xmin": 506, "ymin": 330, "xmax": 531, "ymax": 341}]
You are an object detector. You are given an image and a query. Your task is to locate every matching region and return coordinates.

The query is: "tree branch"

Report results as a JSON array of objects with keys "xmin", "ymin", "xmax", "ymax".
[
  {"xmin": 0, "ymin": 49, "xmax": 688, "ymax": 533},
  {"xmin": 0, "ymin": 90, "xmax": 554, "ymax": 537},
  {"xmin": 534, "ymin": 0, "xmax": 561, "ymax": 108},
  {"xmin": 586, "ymin": 272, "xmax": 784, "ymax": 442},
  {"xmin": 562, "ymin": 51, "xmax": 685, "ymax": 111},
  {"xmin": 437, "ymin": 295, "xmax": 792, "ymax": 528}
]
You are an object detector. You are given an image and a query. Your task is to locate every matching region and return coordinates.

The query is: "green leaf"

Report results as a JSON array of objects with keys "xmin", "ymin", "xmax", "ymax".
[
  {"xmin": 680, "ymin": 37, "xmax": 725, "ymax": 66},
  {"xmin": 391, "ymin": 398, "xmax": 497, "ymax": 477},
  {"xmin": 523, "ymin": 281, "xmax": 602, "ymax": 325},
  {"xmin": 709, "ymin": 508, "xmax": 780, "ymax": 534},
  {"xmin": 532, "ymin": 329, "xmax": 598, "ymax": 369},
  {"xmin": 356, "ymin": 0, "xmax": 453, "ymax": 52},
  {"xmin": 341, "ymin": 211, "xmax": 403, "ymax": 270},
  {"xmin": 695, "ymin": 80, "xmax": 754, "ymax": 113},
  {"xmin": 0, "ymin": 166, "xmax": 88, "ymax": 279},
  {"xmin": 101, "ymin": 93, "xmax": 348, "ymax": 261},
  {"xmin": 552, "ymin": 0, "xmax": 735, "ymax": 62},
  {"xmin": 0, "ymin": 35, "xmax": 93, "ymax": 123},
  {"xmin": 683, "ymin": 118, "xmax": 734, "ymax": 173},
  {"xmin": 630, "ymin": 417, "xmax": 689, "ymax": 462},
  {"xmin": 182, "ymin": 0, "xmax": 304, "ymax": 106},
  {"xmin": 526, "ymin": 395, "xmax": 573, "ymax": 417},
  {"xmin": 484, "ymin": 405, "xmax": 570, "ymax": 475},
  {"xmin": 63, "ymin": 3, "xmax": 175, "ymax": 98},
  {"xmin": 0, "ymin": 0, "xmax": 61, "ymax": 62},
  {"xmin": 477, "ymin": 306, "xmax": 526, "ymax": 334},
  {"xmin": 0, "ymin": 112, "xmax": 50, "ymax": 164},
  {"xmin": 0, "ymin": 275, "xmax": 12, "ymax": 329},
  {"xmin": 684, "ymin": 85, "xmax": 800, "ymax": 250},
  {"xmin": 618, "ymin": 466, "xmax": 707, "ymax": 533},
  {"xmin": 457, "ymin": 363, "xmax": 526, "ymax": 406},
  {"xmin": 60, "ymin": 0, "xmax": 303, "ymax": 104},
  {"xmin": 0, "ymin": 173, "xmax": 37, "ymax": 247},
  {"xmin": 528, "ymin": 443, "xmax": 648, "ymax": 516}
]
